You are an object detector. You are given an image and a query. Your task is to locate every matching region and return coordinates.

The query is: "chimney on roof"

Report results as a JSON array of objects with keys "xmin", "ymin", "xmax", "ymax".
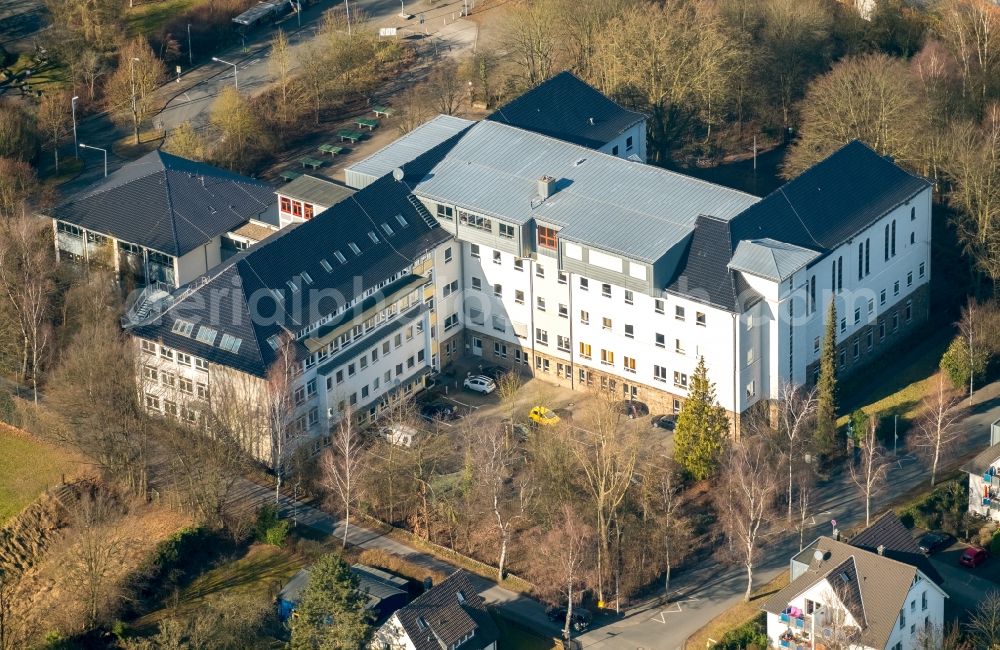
[
  {"xmin": 538, "ymin": 175, "xmax": 556, "ymax": 200},
  {"xmin": 588, "ymin": 116, "xmax": 595, "ymax": 126},
  {"xmin": 877, "ymin": 544, "xmax": 886, "ymax": 556}
]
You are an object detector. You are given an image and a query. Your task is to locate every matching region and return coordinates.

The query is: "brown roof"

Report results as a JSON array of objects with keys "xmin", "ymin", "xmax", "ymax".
[
  {"xmin": 849, "ymin": 511, "xmax": 943, "ymax": 585},
  {"xmin": 762, "ymin": 536, "xmax": 920, "ymax": 649},
  {"xmin": 230, "ymin": 220, "xmax": 278, "ymax": 243},
  {"xmin": 962, "ymin": 440, "xmax": 1000, "ymax": 476},
  {"xmin": 393, "ymin": 571, "xmax": 499, "ymax": 650}
]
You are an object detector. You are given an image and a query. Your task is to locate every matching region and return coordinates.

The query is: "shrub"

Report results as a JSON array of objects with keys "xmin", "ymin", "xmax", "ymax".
[
  {"xmin": 254, "ymin": 503, "xmax": 288, "ymax": 547},
  {"xmin": 716, "ymin": 614, "xmax": 768, "ymax": 650},
  {"xmin": 135, "ymin": 526, "xmax": 224, "ymax": 606},
  {"xmin": 899, "ymin": 481, "xmax": 969, "ymax": 537},
  {"xmin": 940, "ymin": 336, "xmax": 988, "ymax": 392},
  {"xmin": 264, "ymin": 519, "xmax": 289, "ymax": 547}
]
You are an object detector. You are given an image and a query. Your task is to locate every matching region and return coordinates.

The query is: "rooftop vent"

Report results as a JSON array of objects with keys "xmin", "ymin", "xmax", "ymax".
[
  {"xmin": 588, "ymin": 117, "xmax": 595, "ymax": 125},
  {"xmin": 877, "ymin": 544, "xmax": 886, "ymax": 556},
  {"xmin": 538, "ymin": 175, "xmax": 556, "ymax": 200}
]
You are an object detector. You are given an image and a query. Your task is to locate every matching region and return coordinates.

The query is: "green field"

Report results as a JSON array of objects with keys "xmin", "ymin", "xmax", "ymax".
[
  {"xmin": 0, "ymin": 428, "xmax": 81, "ymax": 524},
  {"xmin": 126, "ymin": 0, "xmax": 201, "ymax": 36}
]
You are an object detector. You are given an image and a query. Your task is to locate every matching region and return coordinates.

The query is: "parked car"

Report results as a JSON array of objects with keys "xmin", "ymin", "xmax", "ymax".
[
  {"xmin": 529, "ymin": 406, "xmax": 561, "ymax": 426},
  {"xmin": 614, "ymin": 400, "xmax": 649, "ymax": 418},
  {"xmin": 463, "ymin": 374, "xmax": 496, "ymax": 394},
  {"xmin": 420, "ymin": 402, "xmax": 461, "ymax": 423},
  {"xmin": 380, "ymin": 424, "xmax": 422, "ymax": 448},
  {"xmin": 479, "ymin": 365, "xmax": 512, "ymax": 382},
  {"xmin": 545, "ymin": 606, "xmax": 592, "ymax": 631},
  {"xmin": 960, "ymin": 546, "xmax": 989, "ymax": 568},
  {"xmin": 917, "ymin": 531, "xmax": 953, "ymax": 555},
  {"xmin": 651, "ymin": 414, "xmax": 676, "ymax": 431}
]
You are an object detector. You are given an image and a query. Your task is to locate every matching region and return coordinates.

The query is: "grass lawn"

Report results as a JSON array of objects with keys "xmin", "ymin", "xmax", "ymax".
[
  {"xmin": 0, "ymin": 426, "xmax": 83, "ymax": 524},
  {"xmin": 489, "ymin": 610, "xmax": 560, "ymax": 650},
  {"xmin": 685, "ymin": 570, "xmax": 789, "ymax": 650},
  {"xmin": 126, "ymin": 0, "xmax": 201, "ymax": 36}
]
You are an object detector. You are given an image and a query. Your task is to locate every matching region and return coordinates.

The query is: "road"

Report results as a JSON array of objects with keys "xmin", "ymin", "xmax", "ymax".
[
  {"xmin": 576, "ymin": 382, "xmax": 1000, "ymax": 650},
  {"xmin": 66, "ymin": 0, "xmax": 481, "ymax": 195}
]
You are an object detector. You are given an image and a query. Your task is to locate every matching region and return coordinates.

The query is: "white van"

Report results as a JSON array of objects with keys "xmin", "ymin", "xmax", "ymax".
[{"xmin": 380, "ymin": 424, "xmax": 422, "ymax": 448}]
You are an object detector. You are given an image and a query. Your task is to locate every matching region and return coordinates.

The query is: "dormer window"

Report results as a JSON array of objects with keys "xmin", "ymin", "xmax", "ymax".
[
  {"xmin": 320, "ymin": 259, "xmax": 333, "ymax": 272},
  {"xmin": 171, "ymin": 319, "xmax": 194, "ymax": 336},
  {"xmin": 348, "ymin": 243, "xmax": 361, "ymax": 255},
  {"xmin": 301, "ymin": 272, "xmax": 313, "ymax": 285},
  {"xmin": 334, "ymin": 250, "xmax": 347, "ymax": 264},
  {"xmin": 396, "ymin": 214, "xmax": 409, "ymax": 227},
  {"xmin": 537, "ymin": 226, "xmax": 557, "ymax": 250},
  {"xmin": 381, "ymin": 223, "xmax": 394, "ymax": 236},
  {"xmin": 286, "ymin": 280, "xmax": 299, "ymax": 293},
  {"xmin": 368, "ymin": 231, "xmax": 380, "ymax": 244}
]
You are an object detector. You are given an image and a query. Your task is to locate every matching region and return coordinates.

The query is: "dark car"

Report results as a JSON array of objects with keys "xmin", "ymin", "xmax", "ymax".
[
  {"xmin": 960, "ymin": 546, "xmax": 989, "ymax": 568},
  {"xmin": 419, "ymin": 402, "xmax": 461, "ymax": 423},
  {"xmin": 651, "ymin": 414, "xmax": 676, "ymax": 431},
  {"xmin": 479, "ymin": 365, "xmax": 512, "ymax": 382},
  {"xmin": 918, "ymin": 531, "xmax": 953, "ymax": 555},
  {"xmin": 614, "ymin": 400, "xmax": 650, "ymax": 419},
  {"xmin": 545, "ymin": 606, "xmax": 592, "ymax": 631}
]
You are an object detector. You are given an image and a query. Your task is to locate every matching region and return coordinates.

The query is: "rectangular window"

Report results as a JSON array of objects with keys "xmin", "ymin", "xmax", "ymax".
[
  {"xmin": 907, "ymin": 271, "xmax": 913, "ymax": 287},
  {"xmin": 655, "ymin": 299, "xmax": 665, "ymax": 315},
  {"xmin": 493, "ymin": 250, "xmax": 502, "ymax": 265},
  {"xmin": 558, "ymin": 271, "xmax": 568, "ymax": 285},
  {"xmin": 813, "ymin": 337, "xmax": 820, "ymax": 354},
  {"xmin": 626, "ymin": 135, "xmax": 634, "ymax": 151},
  {"xmin": 580, "ymin": 310, "xmax": 589, "ymax": 325},
  {"xmin": 675, "ymin": 339, "xmax": 685, "ymax": 354},
  {"xmin": 558, "ymin": 303, "xmax": 568, "ymax": 318},
  {"xmin": 579, "ymin": 277, "xmax": 588, "ymax": 291},
  {"xmin": 892, "ymin": 219, "xmax": 897, "ymax": 257},
  {"xmin": 437, "ymin": 204, "xmax": 454, "ymax": 220},
  {"xmin": 557, "ymin": 335, "xmax": 570, "ymax": 352},
  {"xmin": 675, "ymin": 306, "xmax": 685, "ymax": 321},
  {"xmin": 460, "ymin": 209, "xmax": 492, "ymax": 232},
  {"xmin": 600, "ymin": 349, "xmax": 614, "ymax": 365},
  {"xmin": 444, "ymin": 314, "xmax": 459, "ymax": 331},
  {"xmin": 624, "ymin": 290, "xmax": 633, "ymax": 305},
  {"xmin": 854, "ymin": 308, "xmax": 861, "ymax": 325},
  {"xmin": 471, "ymin": 277, "xmax": 482, "ymax": 291},
  {"xmin": 579, "ymin": 342, "xmax": 592, "ymax": 359},
  {"xmin": 537, "ymin": 226, "xmax": 557, "ymax": 249},
  {"xmin": 868, "ymin": 299, "xmax": 874, "ymax": 314},
  {"xmin": 673, "ymin": 372, "xmax": 688, "ymax": 388},
  {"xmin": 625, "ymin": 324, "xmax": 634, "ymax": 338},
  {"xmin": 656, "ymin": 333, "xmax": 665, "ymax": 348},
  {"xmin": 879, "ymin": 321, "xmax": 886, "ymax": 341},
  {"xmin": 894, "ymin": 281, "xmax": 900, "ymax": 296},
  {"xmin": 514, "ymin": 290, "xmax": 524, "ymax": 304},
  {"xmin": 905, "ymin": 300, "xmax": 912, "ymax": 322},
  {"xmin": 853, "ymin": 338, "xmax": 860, "ymax": 360},
  {"xmin": 602, "ymin": 317, "xmax": 612, "ymax": 330},
  {"xmin": 499, "ymin": 223, "xmax": 515, "ymax": 239},
  {"xmin": 513, "ymin": 258, "xmax": 523, "ymax": 271},
  {"xmin": 919, "ymin": 262, "xmax": 925, "ymax": 278},
  {"xmin": 535, "ymin": 328, "xmax": 548, "ymax": 345},
  {"xmin": 867, "ymin": 329, "xmax": 873, "ymax": 351},
  {"xmin": 444, "ymin": 247, "xmax": 453, "ymax": 263},
  {"xmin": 536, "ymin": 297, "xmax": 546, "ymax": 311},
  {"xmin": 492, "ymin": 315, "xmax": 506, "ymax": 332},
  {"xmin": 653, "ymin": 365, "xmax": 667, "ymax": 382},
  {"xmin": 696, "ymin": 312, "xmax": 706, "ymax": 326},
  {"xmin": 840, "ymin": 318, "xmax": 846, "ymax": 333},
  {"xmin": 535, "ymin": 264, "xmax": 545, "ymax": 279},
  {"xmin": 880, "ymin": 289, "xmax": 886, "ymax": 305},
  {"xmin": 494, "ymin": 284, "xmax": 502, "ymax": 298},
  {"xmin": 623, "ymin": 357, "xmax": 636, "ymax": 373},
  {"xmin": 602, "ymin": 283, "xmax": 612, "ymax": 298},
  {"xmin": 470, "ymin": 244, "xmax": 480, "ymax": 258}
]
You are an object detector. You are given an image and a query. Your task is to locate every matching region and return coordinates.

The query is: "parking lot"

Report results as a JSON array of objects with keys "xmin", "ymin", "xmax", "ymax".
[
  {"xmin": 912, "ymin": 528, "xmax": 1000, "ymax": 619},
  {"xmin": 412, "ymin": 356, "xmax": 676, "ymax": 455}
]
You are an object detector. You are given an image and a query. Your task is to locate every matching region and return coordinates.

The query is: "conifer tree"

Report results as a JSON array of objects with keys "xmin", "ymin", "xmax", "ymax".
[
  {"xmin": 290, "ymin": 552, "xmax": 372, "ymax": 650},
  {"xmin": 674, "ymin": 356, "xmax": 730, "ymax": 480},
  {"xmin": 815, "ymin": 299, "xmax": 839, "ymax": 456}
]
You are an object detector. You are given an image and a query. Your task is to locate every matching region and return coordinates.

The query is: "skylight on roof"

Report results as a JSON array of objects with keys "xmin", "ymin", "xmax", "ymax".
[
  {"xmin": 301, "ymin": 272, "xmax": 313, "ymax": 285},
  {"xmin": 267, "ymin": 335, "xmax": 281, "ymax": 350},
  {"xmin": 381, "ymin": 223, "xmax": 394, "ymax": 236},
  {"xmin": 286, "ymin": 280, "xmax": 299, "ymax": 293},
  {"xmin": 195, "ymin": 326, "xmax": 218, "ymax": 345},
  {"xmin": 320, "ymin": 259, "xmax": 333, "ymax": 272},
  {"xmin": 348, "ymin": 242, "xmax": 361, "ymax": 255},
  {"xmin": 395, "ymin": 214, "xmax": 409, "ymax": 227},
  {"xmin": 171, "ymin": 319, "xmax": 194, "ymax": 336},
  {"xmin": 368, "ymin": 231, "xmax": 380, "ymax": 244},
  {"xmin": 333, "ymin": 250, "xmax": 347, "ymax": 264},
  {"xmin": 219, "ymin": 334, "xmax": 242, "ymax": 353}
]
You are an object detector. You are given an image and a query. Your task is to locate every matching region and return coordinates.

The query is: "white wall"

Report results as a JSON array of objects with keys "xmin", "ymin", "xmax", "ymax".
[
  {"xmin": 176, "ymin": 236, "xmax": 222, "ymax": 287},
  {"xmin": 597, "ymin": 120, "xmax": 647, "ymax": 163}
]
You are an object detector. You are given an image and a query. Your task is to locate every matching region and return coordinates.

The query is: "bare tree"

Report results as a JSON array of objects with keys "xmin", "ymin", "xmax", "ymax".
[
  {"xmin": 0, "ymin": 217, "xmax": 54, "ymax": 403},
  {"xmin": 564, "ymin": 390, "xmax": 640, "ymax": 603},
  {"xmin": 103, "ymin": 38, "xmax": 167, "ymax": 144},
  {"xmin": 268, "ymin": 29, "xmax": 293, "ymax": 125},
  {"xmin": 913, "ymin": 373, "xmax": 966, "ymax": 487},
  {"xmin": 718, "ymin": 436, "xmax": 779, "ymax": 602},
  {"xmin": 472, "ymin": 420, "xmax": 532, "ymax": 581},
  {"xmin": 533, "ymin": 504, "xmax": 594, "ymax": 643},
  {"xmin": 265, "ymin": 334, "xmax": 298, "ymax": 505},
  {"xmin": 969, "ymin": 590, "xmax": 1000, "ymax": 649},
  {"xmin": 776, "ymin": 382, "xmax": 818, "ymax": 521},
  {"xmin": 36, "ymin": 91, "xmax": 70, "ymax": 174},
  {"xmin": 495, "ymin": 369, "xmax": 523, "ymax": 428},
  {"xmin": 0, "ymin": 159, "xmax": 36, "ymax": 221},
  {"xmin": 795, "ymin": 466, "xmax": 815, "ymax": 552},
  {"xmin": 934, "ymin": 0, "xmax": 1000, "ymax": 113},
  {"xmin": 209, "ymin": 87, "xmax": 262, "ymax": 172},
  {"xmin": 850, "ymin": 415, "xmax": 891, "ymax": 526},
  {"xmin": 425, "ymin": 60, "xmax": 464, "ymax": 116},
  {"xmin": 653, "ymin": 458, "xmax": 691, "ymax": 598},
  {"xmin": 323, "ymin": 409, "xmax": 365, "ymax": 548},
  {"xmin": 501, "ymin": 1, "xmax": 559, "ymax": 89}
]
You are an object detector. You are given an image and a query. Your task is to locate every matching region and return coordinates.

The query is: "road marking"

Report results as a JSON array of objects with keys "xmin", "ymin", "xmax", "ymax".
[{"xmin": 652, "ymin": 598, "xmax": 700, "ymax": 621}]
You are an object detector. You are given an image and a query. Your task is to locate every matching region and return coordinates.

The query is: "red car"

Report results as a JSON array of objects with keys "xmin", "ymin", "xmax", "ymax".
[{"xmin": 960, "ymin": 546, "xmax": 989, "ymax": 568}]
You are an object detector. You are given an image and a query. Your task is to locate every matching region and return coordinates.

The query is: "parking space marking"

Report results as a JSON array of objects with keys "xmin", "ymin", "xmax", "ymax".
[{"xmin": 652, "ymin": 598, "xmax": 700, "ymax": 622}]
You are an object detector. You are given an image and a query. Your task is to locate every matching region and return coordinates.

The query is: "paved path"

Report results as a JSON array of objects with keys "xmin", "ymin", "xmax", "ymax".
[
  {"xmin": 228, "ymin": 478, "xmax": 563, "ymax": 637},
  {"xmin": 576, "ymin": 381, "xmax": 1000, "ymax": 650}
]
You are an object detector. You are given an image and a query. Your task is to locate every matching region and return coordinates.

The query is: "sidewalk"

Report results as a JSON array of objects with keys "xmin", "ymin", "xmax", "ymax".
[{"xmin": 228, "ymin": 478, "xmax": 561, "ymax": 637}]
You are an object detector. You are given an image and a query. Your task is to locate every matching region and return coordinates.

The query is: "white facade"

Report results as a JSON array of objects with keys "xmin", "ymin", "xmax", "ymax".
[
  {"xmin": 598, "ymin": 119, "xmax": 647, "ymax": 162},
  {"xmin": 765, "ymin": 572, "xmax": 945, "ymax": 650}
]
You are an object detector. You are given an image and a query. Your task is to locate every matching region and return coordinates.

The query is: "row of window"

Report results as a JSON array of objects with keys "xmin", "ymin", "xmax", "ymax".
[
  {"xmin": 143, "ymin": 366, "xmax": 209, "ymax": 399},
  {"xmin": 144, "ymin": 393, "xmax": 200, "ymax": 424},
  {"xmin": 332, "ymin": 355, "xmax": 424, "ymax": 412},
  {"xmin": 278, "ymin": 196, "xmax": 315, "ymax": 220},
  {"xmin": 140, "ymin": 340, "xmax": 209, "ymax": 371},
  {"xmin": 326, "ymin": 330, "xmax": 426, "ymax": 387}
]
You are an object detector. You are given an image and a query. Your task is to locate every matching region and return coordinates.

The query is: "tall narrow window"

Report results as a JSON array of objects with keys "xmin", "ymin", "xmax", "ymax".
[
  {"xmin": 810, "ymin": 276, "xmax": 816, "ymax": 314},
  {"xmin": 858, "ymin": 242, "xmax": 864, "ymax": 281},
  {"xmin": 891, "ymin": 220, "xmax": 897, "ymax": 257},
  {"xmin": 865, "ymin": 239, "xmax": 870, "ymax": 276},
  {"xmin": 837, "ymin": 256, "xmax": 843, "ymax": 293},
  {"xmin": 885, "ymin": 224, "xmax": 890, "ymax": 261}
]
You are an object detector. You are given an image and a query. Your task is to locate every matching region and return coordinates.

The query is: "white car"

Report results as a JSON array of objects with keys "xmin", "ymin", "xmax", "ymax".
[{"xmin": 463, "ymin": 374, "xmax": 496, "ymax": 394}]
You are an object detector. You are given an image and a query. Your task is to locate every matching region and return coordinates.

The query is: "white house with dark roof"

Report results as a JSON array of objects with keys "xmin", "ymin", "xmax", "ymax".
[
  {"xmin": 962, "ymin": 422, "xmax": 1000, "ymax": 521},
  {"xmin": 371, "ymin": 571, "xmax": 498, "ymax": 650},
  {"xmin": 762, "ymin": 513, "xmax": 946, "ymax": 650},
  {"xmin": 48, "ymin": 150, "xmax": 277, "ymax": 291},
  {"xmin": 276, "ymin": 173, "xmax": 356, "ymax": 228}
]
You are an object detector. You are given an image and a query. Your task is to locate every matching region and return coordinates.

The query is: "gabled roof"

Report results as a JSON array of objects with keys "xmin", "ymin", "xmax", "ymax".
[
  {"xmin": 487, "ymin": 71, "xmax": 646, "ymax": 149},
  {"xmin": 728, "ymin": 238, "xmax": 821, "ymax": 283},
  {"xmin": 962, "ymin": 440, "xmax": 1000, "ymax": 476},
  {"xmin": 392, "ymin": 571, "xmax": 498, "ymax": 650},
  {"xmin": 849, "ymin": 511, "xmax": 943, "ymax": 586},
  {"xmin": 666, "ymin": 215, "xmax": 739, "ymax": 311},
  {"xmin": 278, "ymin": 174, "xmax": 355, "ymax": 208},
  {"xmin": 763, "ymin": 531, "xmax": 946, "ymax": 650},
  {"xmin": 413, "ymin": 120, "xmax": 758, "ymax": 263},
  {"xmin": 126, "ymin": 173, "xmax": 450, "ymax": 377},
  {"xmin": 51, "ymin": 150, "xmax": 276, "ymax": 257},
  {"xmin": 729, "ymin": 140, "xmax": 930, "ymax": 253}
]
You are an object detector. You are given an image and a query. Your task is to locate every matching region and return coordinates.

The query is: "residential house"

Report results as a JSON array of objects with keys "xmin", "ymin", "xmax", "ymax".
[
  {"xmin": 277, "ymin": 564, "xmax": 409, "ymax": 622},
  {"xmin": 486, "ymin": 70, "xmax": 648, "ymax": 162},
  {"xmin": 762, "ymin": 513, "xmax": 946, "ymax": 650},
  {"xmin": 49, "ymin": 150, "xmax": 276, "ymax": 291},
  {"xmin": 962, "ymin": 419, "xmax": 1000, "ymax": 521},
  {"xmin": 371, "ymin": 570, "xmax": 498, "ymax": 650},
  {"xmin": 276, "ymin": 174, "xmax": 356, "ymax": 228}
]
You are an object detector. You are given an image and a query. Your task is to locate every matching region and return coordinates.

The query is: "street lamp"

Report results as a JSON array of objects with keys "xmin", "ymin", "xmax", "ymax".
[
  {"xmin": 187, "ymin": 23, "xmax": 193, "ymax": 66},
  {"xmin": 71, "ymin": 96, "xmax": 79, "ymax": 158},
  {"xmin": 130, "ymin": 56, "xmax": 140, "ymax": 143},
  {"xmin": 79, "ymin": 143, "xmax": 107, "ymax": 178},
  {"xmin": 212, "ymin": 57, "xmax": 238, "ymax": 90}
]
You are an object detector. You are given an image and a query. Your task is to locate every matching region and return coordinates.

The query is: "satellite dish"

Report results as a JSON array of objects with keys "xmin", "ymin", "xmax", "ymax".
[
  {"xmin": 813, "ymin": 549, "xmax": 825, "ymax": 562},
  {"xmin": 392, "ymin": 167, "xmax": 404, "ymax": 182}
]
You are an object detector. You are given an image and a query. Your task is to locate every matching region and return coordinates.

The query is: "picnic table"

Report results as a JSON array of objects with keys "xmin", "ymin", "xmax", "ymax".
[
  {"xmin": 279, "ymin": 170, "xmax": 302, "ymax": 181},
  {"xmin": 337, "ymin": 129, "xmax": 364, "ymax": 143},
  {"xmin": 298, "ymin": 157, "xmax": 325, "ymax": 170},
  {"xmin": 355, "ymin": 117, "xmax": 379, "ymax": 131},
  {"xmin": 373, "ymin": 105, "xmax": 394, "ymax": 118},
  {"xmin": 319, "ymin": 144, "xmax": 345, "ymax": 156}
]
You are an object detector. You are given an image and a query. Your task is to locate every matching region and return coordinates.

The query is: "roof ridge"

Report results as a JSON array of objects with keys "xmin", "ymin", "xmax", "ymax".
[{"xmin": 162, "ymin": 164, "xmax": 183, "ymax": 258}]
